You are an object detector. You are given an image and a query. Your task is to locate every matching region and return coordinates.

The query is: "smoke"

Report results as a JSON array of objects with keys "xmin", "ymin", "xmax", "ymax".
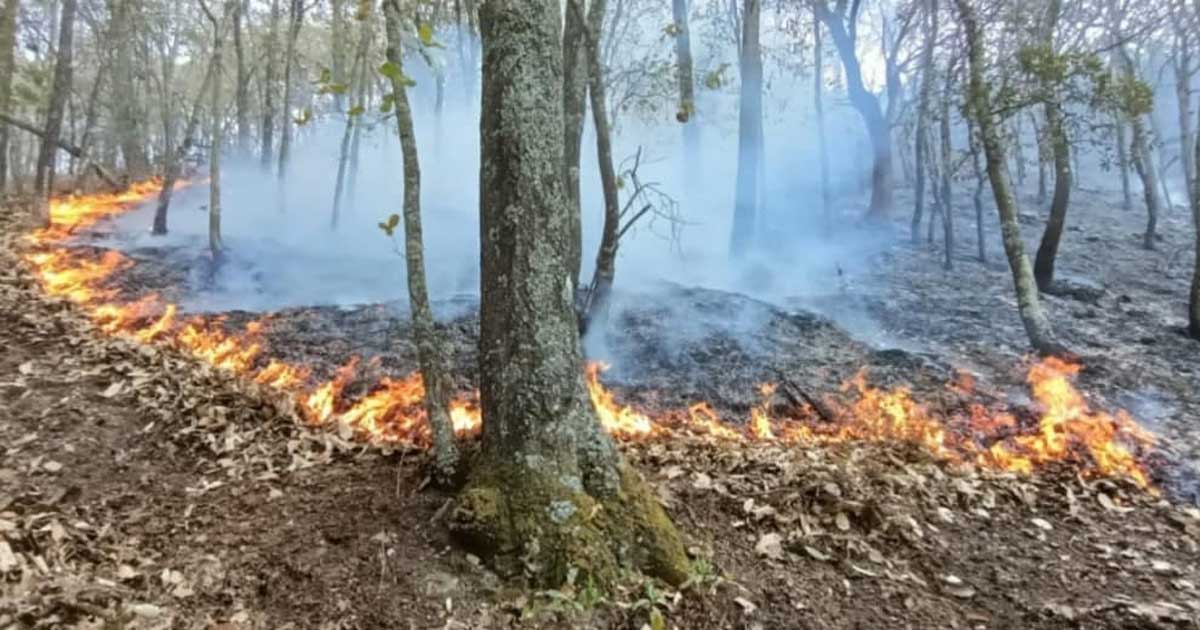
[{"xmin": 90, "ymin": 22, "xmax": 909, "ymax": 368}]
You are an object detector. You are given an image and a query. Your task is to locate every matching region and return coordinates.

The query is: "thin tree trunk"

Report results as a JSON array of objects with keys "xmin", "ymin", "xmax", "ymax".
[
  {"xmin": 910, "ymin": 0, "xmax": 936, "ymax": 244},
  {"xmin": 33, "ymin": 0, "xmax": 75, "ymax": 227},
  {"xmin": 1115, "ymin": 113, "xmax": 1133, "ymax": 210},
  {"xmin": 1129, "ymin": 113, "xmax": 1161, "ymax": 249},
  {"xmin": 260, "ymin": 0, "xmax": 281, "ymax": 169},
  {"xmin": 1190, "ymin": 40, "xmax": 1200, "ymax": 338},
  {"xmin": 277, "ymin": 0, "xmax": 302, "ymax": 184},
  {"xmin": 234, "ymin": 0, "xmax": 250, "ymax": 156},
  {"xmin": 331, "ymin": 7, "xmax": 371, "ymax": 231},
  {"xmin": 672, "ymin": 0, "xmax": 699, "ymax": 191},
  {"xmin": 382, "ymin": 0, "xmax": 459, "ymax": 483},
  {"xmin": 0, "ymin": 0, "xmax": 18, "ymax": 193},
  {"xmin": 454, "ymin": 0, "xmax": 687, "ymax": 590},
  {"xmin": 956, "ymin": 0, "xmax": 1066, "ymax": 356},
  {"xmin": 73, "ymin": 60, "xmax": 105, "ymax": 181},
  {"xmin": 730, "ymin": 0, "xmax": 762, "ymax": 258},
  {"xmin": 0, "ymin": 112, "xmax": 118, "ymax": 188},
  {"xmin": 346, "ymin": 73, "xmax": 367, "ymax": 204},
  {"xmin": 331, "ymin": 0, "xmax": 347, "ymax": 113},
  {"xmin": 204, "ymin": 0, "xmax": 233, "ymax": 262},
  {"xmin": 813, "ymin": 8, "xmax": 831, "ymax": 230},
  {"xmin": 1032, "ymin": 0, "xmax": 1071, "ymax": 292},
  {"xmin": 152, "ymin": 53, "xmax": 218, "ymax": 235},
  {"xmin": 580, "ymin": 0, "xmax": 619, "ymax": 332},
  {"xmin": 939, "ymin": 57, "xmax": 954, "ymax": 270},
  {"xmin": 968, "ymin": 116, "xmax": 987, "ymax": 262}
]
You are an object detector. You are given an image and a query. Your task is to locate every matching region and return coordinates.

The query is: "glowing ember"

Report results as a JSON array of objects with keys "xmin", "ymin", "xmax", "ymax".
[{"xmin": 19, "ymin": 183, "xmax": 1158, "ymax": 488}]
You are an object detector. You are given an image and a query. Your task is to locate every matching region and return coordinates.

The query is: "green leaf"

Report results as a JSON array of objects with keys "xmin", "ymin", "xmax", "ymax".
[
  {"xmin": 348, "ymin": 104, "xmax": 365, "ymax": 117},
  {"xmin": 418, "ymin": 23, "xmax": 434, "ymax": 46},
  {"xmin": 377, "ymin": 213, "xmax": 400, "ymax": 236},
  {"xmin": 380, "ymin": 93, "xmax": 396, "ymax": 113},
  {"xmin": 378, "ymin": 61, "xmax": 402, "ymax": 80},
  {"xmin": 649, "ymin": 608, "xmax": 666, "ymax": 630},
  {"xmin": 314, "ymin": 66, "xmax": 332, "ymax": 84}
]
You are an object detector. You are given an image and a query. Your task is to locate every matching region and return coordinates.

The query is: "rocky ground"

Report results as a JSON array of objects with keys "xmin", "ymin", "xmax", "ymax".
[{"xmin": 3, "ymin": 183, "xmax": 1200, "ymax": 629}]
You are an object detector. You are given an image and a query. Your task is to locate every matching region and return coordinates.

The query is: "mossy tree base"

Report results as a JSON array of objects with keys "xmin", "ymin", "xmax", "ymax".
[{"xmin": 450, "ymin": 460, "xmax": 690, "ymax": 590}]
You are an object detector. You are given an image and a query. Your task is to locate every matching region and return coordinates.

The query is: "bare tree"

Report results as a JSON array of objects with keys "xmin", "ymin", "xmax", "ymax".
[
  {"xmin": 0, "ymin": 0, "xmax": 19, "ymax": 193},
  {"xmin": 260, "ymin": 0, "xmax": 281, "ymax": 169},
  {"xmin": 152, "ymin": 50, "xmax": 218, "ymax": 235},
  {"xmin": 107, "ymin": 0, "xmax": 148, "ymax": 177},
  {"xmin": 813, "ymin": 7, "xmax": 832, "ymax": 230},
  {"xmin": 1031, "ymin": 0, "xmax": 1073, "ymax": 291},
  {"xmin": 911, "ymin": 0, "xmax": 938, "ymax": 242},
  {"xmin": 200, "ymin": 0, "xmax": 235, "ymax": 262}
]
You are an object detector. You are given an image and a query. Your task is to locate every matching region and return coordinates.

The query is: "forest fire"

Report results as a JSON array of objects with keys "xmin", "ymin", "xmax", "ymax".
[{"xmin": 20, "ymin": 185, "xmax": 1157, "ymax": 487}]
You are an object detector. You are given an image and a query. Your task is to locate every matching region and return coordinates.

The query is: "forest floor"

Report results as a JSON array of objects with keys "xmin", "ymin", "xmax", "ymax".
[{"xmin": 4, "ymin": 186, "xmax": 1200, "ymax": 629}]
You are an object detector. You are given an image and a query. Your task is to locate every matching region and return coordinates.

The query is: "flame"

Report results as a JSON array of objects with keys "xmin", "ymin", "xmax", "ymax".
[{"xmin": 18, "ymin": 183, "xmax": 1158, "ymax": 488}]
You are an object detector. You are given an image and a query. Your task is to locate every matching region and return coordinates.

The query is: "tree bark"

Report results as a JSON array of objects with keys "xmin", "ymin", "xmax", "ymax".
[
  {"xmin": 382, "ymin": 0, "xmax": 460, "ymax": 484},
  {"xmin": 452, "ymin": 0, "xmax": 688, "ymax": 589},
  {"xmin": 672, "ymin": 0, "xmax": 699, "ymax": 190},
  {"xmin": 938, "ymin": 55, "xmax": 953, "ymax": 269},
  {"xmin": 260, "ymin": 0, "xmax": 281, "ymax": 169},
  {"xmin": 956, "ymin": 0, "xmax": 1066, "ymax": 357},
  {"xmin": 579, "ymin": 0, "xmax": 619, "ymax": 333},
  {"xmin": 730, "ymin": 0, "xmax": 762, "ymax": 258},
  {"xmin": 152, "ymin": 51, "xmax": 218, "ymax": 236},
  {"xmin": 233, "ymin": 0, "xmax": 251, "ymax": 156},
  {"xmin": 813, "ymin": 7, "xmax": 831, "ymax": 230},
  {"xmin": 33, "ymin": 0, "xmax": 76, "ymax": 227},
  {"xmin": 1115, "ymin": 113, "xmax": 1132, "ymax": 210},
  {"xmin": 561, "ymin": 0, "xmax": 586, "ymax": 285},
  {"xmin": 910, "ymin": 0, "xmax": 937, "ymax": 243},
  {"xmin": 107, "ymin": 0, "xmax": 148, "ymax": 177},
  {"xmin": 1129, "ymin": 112, "xmax": 1161, "ymax": 249},
  {"xmin": 1032, "ymin": 0, "xmax": 1071, "ymax": 292},
  {"xmin": 813, "ymin": 0, "xmax": 894, "ymax": 220},
  {"xmin": 204, "ymin": 0, "xmax": 234, "ymax": 263},
  {"xmin": 967, "ymin": 115, "xmax": 987, "ymax": 262},
  {"xmin": 1190, "ymin": 38, "xmax": 1200, "ymax": 338},
  {"xmin": 277, "ymin": 0, "xmax": 303, "ymax": 184},
  {"xmin": 331, "ymin": 0, "xmax": 347, "ymax": 113},
  {"xmin": 0, "ymin": 0, "xmax": 19, "ymax": 193},
  {"xmin": 0, "ymin": 112, "xmax": 118, "ymax": 189}
]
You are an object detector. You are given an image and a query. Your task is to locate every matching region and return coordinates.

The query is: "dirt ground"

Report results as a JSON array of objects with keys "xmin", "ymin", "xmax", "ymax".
[{"xmin": 4, "ymin": 183, "xmax": 1200, "ymax": 629}]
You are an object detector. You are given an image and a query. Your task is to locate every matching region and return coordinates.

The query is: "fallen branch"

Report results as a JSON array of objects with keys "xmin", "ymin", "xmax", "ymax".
[
  {"xmin": 770, "ymin": 367, "xmax": 838, "ymax": 425},
  {"xmin": 0, "ymin": 111, "xmax": 120, "ymax": 190}
]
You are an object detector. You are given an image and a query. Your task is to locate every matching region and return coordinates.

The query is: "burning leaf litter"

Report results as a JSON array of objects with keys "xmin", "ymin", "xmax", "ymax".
[{"xmin": 21, "ymin": 183, "xmax": 1158, "ymax": 488}]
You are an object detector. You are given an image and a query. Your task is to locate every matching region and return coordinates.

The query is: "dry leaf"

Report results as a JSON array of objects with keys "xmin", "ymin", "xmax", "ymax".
[{"xmin": 755, "ymin": 532, "xmax": 784, "ymax": 561}]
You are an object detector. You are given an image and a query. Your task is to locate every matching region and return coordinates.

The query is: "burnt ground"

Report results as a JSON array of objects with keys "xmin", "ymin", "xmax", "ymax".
[{"xmin": 3, "ymin": 183, "xmax": 1200, "ymax": 630}]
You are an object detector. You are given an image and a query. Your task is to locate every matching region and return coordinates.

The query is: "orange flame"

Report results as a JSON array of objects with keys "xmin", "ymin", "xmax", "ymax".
[{"xmin": 19, "ymin": 183, "xmax": 1158, "ymax": 488}]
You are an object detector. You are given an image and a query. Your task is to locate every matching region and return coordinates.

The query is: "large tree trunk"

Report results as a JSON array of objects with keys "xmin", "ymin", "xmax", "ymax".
[
  {"xmin": 561, "ymin": 0, "xmax": 586, "ymax": 285},
  {"xmin": 730, "ymin": 0, "xmax": 762, "ymax": 258},
  {"xmin": 33, "ymin": 0, "xmax": 75, "ymax": 227},
  {"xmin": 382, "ymin": 0, "xmax": 460, "ymax": 484},
  {"xmin": 814, "ymin": 1, "xmax": 894, "ymax": 220},
  {"xmin": 910, "ymin": 0, "xmax": 937, "ymax": 243},
  {"xmin": 0, "ymin": 0, "xmax": 19, "ymax": 193},
  {"xmin": 107, "ymin": 0, "xmax": 148, "ymax": 178},
  {"xmin": 451, "ymin": 0, "xmax": 688, "ymax": 589},
  {"xmin": 813, "ymin": 8, "xmax": 831, "ymax": 229},
  {"xmin": 1032, "ymin": 0, "xmax": 1071, "ymax": 292},
  {"xmin": 152, "ymin": 52, "xmax": 218, "ymax": 236},
  {"xmin": 956, "ymin": 0, "xmax": 1066, "ymax": 356},
  {"xmin": 260, "ymin": 0, "xmax": 281, "ymax": 169}
]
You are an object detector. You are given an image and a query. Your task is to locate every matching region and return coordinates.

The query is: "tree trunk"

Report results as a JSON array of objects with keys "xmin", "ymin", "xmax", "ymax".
[
  {"xmin": 956, "ymin": 0, "xmax": 1066, "ymax": 357},
  {"xmin": 331, "ymin": 0, "xmax": 347, "ymax": 113},
  {"xmin": 1031, "ymin": 0, "xmax": 1070, "ymax": 292},
  {"xmin": 579, "ymin": 0, "xmax": 619, "ymax": 333},
  {"xmin": 33, "ymin": 0, "xmax": 75, "ymax": 227},
  {"xmin": 1129, "ymin": 113, "xmax": 1161, "ymax": 249},
  {"xmin": 152, "ymin": 52, "xmax": 218, "ymax": 235},
  {"xmin": 108, "ymin": 0, "xmax": 148, "ymax": 177},
  {"xmin": 331, "ymin": 4, "xmax": 371, "ymax": 231},
  {"xmin": 73, "ymin": 60, "xmax": 106, "ymax": 182},
  {"xmin": 260, "ymin": 0, "xmax": 281, "ymax": 169},
  {"xmin": 968, "ymin": 116, "xmax": 987, "ymax": 262},
  {"xmin": 730, "ymin": 0, "xmax": 762, "ymax": 258},
  {"xmin": 206, "ymin": 1, "xmax": 234, "ymax": 263},
  {"xmin": 277, "ymin": 0, "xmax": 303, "ymax": 184},
  {"xmin": 234, "ymin": 0, "xmax": 251, "ymax": 156},
  {"xmin": 1190, "ymin": 43, "xmax": 1200, "ymax": 338},
  {"xmin": 0, "ymin": 0, "xmax": 19, "ymax": 193},
  {"xmin": 813, "ymin": 8, "xmax": 831, "ymax": 230},
  {"xmin": 939, "ymin": 56, "xmax": 954, "ymax": 270},
  {"xmin": 671, "ymin": 0, "xmax": 699, "ymax": 191},
  {"xmin": 910, "ymin": 0, "xmax": 937, "ymax": 244},
  {"xmin": 452, "ymin": 0, "xmax": 688, "ymax": 589},
  {"xmin": 561, "ymin": 0, "xmax": 586, "ymax": 285},
  {"xmin": 382, "ymin": 0, "xmax": 460, "ymax": 484},
  {"xmin": 814, "ymin": 2, "xmax": 894, "ymax": 220},
  {"xmin": 1115, "ymin": 113, "xmax": 1132, "ymax": 210},
  {"xmin": 0, "ymin": 112, "xmax": 118, "ymax": 189}
]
